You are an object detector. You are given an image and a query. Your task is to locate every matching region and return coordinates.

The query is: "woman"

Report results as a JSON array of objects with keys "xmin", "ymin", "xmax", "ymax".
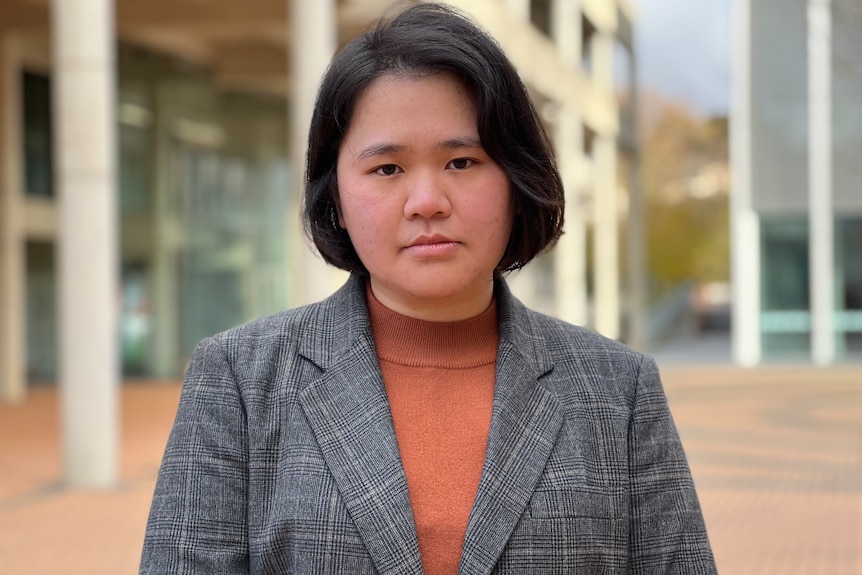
[{"xmin": 140, "ymin": 4, "xmax": 716, "ymax": 574}]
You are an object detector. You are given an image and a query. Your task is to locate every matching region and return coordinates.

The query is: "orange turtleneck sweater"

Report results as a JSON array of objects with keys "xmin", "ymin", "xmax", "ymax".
[{"xmin": 366, "ymin": 290, "xmax": 498, "ymax": 575}]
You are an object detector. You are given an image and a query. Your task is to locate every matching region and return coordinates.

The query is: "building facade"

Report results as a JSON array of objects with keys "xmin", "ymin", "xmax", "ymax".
[
  {"xmin": 732, "ymin": 0, "xmax": 862, "ymax": 365},
  {"xmin": 0, "ymin": 0, "xmax": 637, "ymax": 485}
]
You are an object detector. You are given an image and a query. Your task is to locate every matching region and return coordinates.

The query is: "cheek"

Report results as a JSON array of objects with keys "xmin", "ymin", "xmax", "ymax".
[
  {"xmin": 337, "ymin": 192, "xmax": 364, "ymax": 234},
  {"xmin": 337, "ymin": 190, "xmax": 386, "ymax": 249},
  {"xmin": 477, "ymin": 181, "xmax": 514, "ymax": 242}
]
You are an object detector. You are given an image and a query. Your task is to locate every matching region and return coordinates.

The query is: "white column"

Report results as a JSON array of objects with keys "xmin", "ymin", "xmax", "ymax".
[
  {"xmin": 150, "ymin": 87, "xmax": 180, "ymax": 379},
  {"xmin": 808, "ymin": 0, "xmax": 834, "ymax": 365},
  {"xmin": 552, "ymin": 0, "xmax": 581, "ymax": 64},
  {"xmin": 591, "ymin": 32, "xmax": 619, "ymax": 340},
  {"xmin": 0, "ymin": 35, "xmax": 26, "ymax": 403},
  {"xmin": 289, "ymin": 0, "xmax": 344, "ymax": 306},
  {"xmin": 506, "ymin": 0, "xmax": 531, "ymax": 22},
  {"xmin": 731, "ymin": 0, "xmax": 761, "ymax": 365},
  {"xmin": 53, "ymin": 0, "xmax": 119, "ymax": 487},
  {"xmin": 593, "ymin": 135, "xmax": 619, "ymax": 339},
  {"xmin": 551, "ymin": 0, "xmax": 587, "ymax": 325},
  {"xmin": 591, "ymin": 31, "xmax": 615, "ymax": 97},
  {"xmin": 554, "ymin": 108, "xmax": 588, "ymax": 326}
]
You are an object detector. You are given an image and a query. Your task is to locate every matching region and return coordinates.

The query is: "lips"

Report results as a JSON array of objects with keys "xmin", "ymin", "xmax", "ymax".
[
  {"xmin": 408, "ymin": 234, "xmax": 455, "ymax": 247},
  {"xmin": 405, "ymin": 234, "xmax": 459, "ymax": 257}
]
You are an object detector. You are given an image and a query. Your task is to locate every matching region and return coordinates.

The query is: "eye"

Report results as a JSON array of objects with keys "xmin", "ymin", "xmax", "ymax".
[
  {"xmin": 373, "ymin": 164, "xmax": 402, "ymax": 176},
  {"xmin": 446, "ymin": 158, "xmax": 474, "ymax": 170}
]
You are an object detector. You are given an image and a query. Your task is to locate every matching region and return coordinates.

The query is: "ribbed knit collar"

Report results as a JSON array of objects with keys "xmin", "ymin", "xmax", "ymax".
[{"xmin": 366, "ymin": 285, "xmax": 499, "ymax": 369}]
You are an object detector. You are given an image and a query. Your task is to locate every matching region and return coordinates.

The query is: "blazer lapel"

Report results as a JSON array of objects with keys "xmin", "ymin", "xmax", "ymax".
[
  {"xmin": 458, "ymin": 284, "xmax": 566, "ymax": 575},
  {"xmin": 297, "ymin": 278, "xmax": 423, "ymax": 575}
]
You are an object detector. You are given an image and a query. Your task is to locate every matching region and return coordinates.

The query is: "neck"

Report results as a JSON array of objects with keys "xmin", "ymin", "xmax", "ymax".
[{"xmin": 368, "ymin": 278, "xmax": 494, "ymax": 322}]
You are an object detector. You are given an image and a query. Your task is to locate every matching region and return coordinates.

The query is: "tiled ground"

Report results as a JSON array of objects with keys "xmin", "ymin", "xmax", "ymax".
[
  {"xmin": 662, "ymin": 365, "xmax": 862, "ymax": 575},
  {"xmin": 0, "ymin": 366, "xmax": 860, "ymax": 574}
]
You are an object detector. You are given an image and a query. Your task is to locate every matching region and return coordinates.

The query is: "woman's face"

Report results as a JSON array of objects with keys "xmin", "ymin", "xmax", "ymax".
[{"xmin": 336, "ymin": 73, "xmax": 513, "ymax": 321}]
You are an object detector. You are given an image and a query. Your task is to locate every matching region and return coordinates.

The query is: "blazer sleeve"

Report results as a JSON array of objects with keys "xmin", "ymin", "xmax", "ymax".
[
  {"xmin": 139, "ymin": 336, "xmax": 250, "ymax": 575},
  {"xmin": 627, "ymin": 354, "xmax": 717, "ymax": 574}
]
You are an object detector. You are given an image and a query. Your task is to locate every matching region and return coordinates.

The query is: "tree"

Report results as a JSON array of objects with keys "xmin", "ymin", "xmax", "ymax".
[{"xmin": 639, "ymin": 95, "xmax": 730, "ymax": 300}]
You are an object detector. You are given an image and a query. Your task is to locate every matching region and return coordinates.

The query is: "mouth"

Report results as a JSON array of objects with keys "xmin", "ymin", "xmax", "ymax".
[
  {"xmin": 405, "ymin": 234, "xmax": 459, "ymax": 257},
  {"xmin": 408, "ymin": 234, "xmax": 456, "ymax": 247}
]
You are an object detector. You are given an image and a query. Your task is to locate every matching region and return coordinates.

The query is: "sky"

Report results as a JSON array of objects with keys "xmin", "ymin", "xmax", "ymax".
[{"xmin": 630, "ymin": 0, "xmax": 731, "ymax": 117}]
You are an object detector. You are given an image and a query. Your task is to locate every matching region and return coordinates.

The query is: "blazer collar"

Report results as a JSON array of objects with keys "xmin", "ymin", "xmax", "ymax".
[
  {"xmin": 296, "ymin": 274, "xmax": 555, "ymax": 375},
  {"xmin": 295, "ymin": 274, "xmax": 372, "ymax": 371},
  {"xmin": 297, "ymin": 275, "xmax": 422, "ymax": 574},
  {"xmin": 298, "ymin": 275, "xmax": 565, "ymax": 575},
  {"xmin": 458, "ymin": 281, "xmax": 565, "ymax": 575}
]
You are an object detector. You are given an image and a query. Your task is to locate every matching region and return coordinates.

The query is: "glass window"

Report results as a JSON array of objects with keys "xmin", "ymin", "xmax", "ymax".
[
  {"xmin": 22, "ymin": 72, "xmax": 53, "ymax": 197},
  {"xmin": 114, "ymin": 44, "xmax": 291, "ymax": 378},
  {"xmin": 121, "ymin": 263, "xmax": 152, "ymax": 375},
  {"xmin": 837, "ymin": 218, "xmax": 862, "ymax": 359},
  {"xmin": 26, "ymin": 241, "xmax": 57, "ymax": 382},
  {"xmin": 119, "ymin": 121, "xmax": 154, "ymax": 215},
  {"xmin": 760, "ymin": 218, "xmax": 811, "ymax": 358}
]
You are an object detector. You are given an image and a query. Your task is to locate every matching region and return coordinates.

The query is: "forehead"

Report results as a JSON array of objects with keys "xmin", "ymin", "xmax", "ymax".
[{"xmin": 344, "ymin": 73, "xmax": 478, "ymax": 141}]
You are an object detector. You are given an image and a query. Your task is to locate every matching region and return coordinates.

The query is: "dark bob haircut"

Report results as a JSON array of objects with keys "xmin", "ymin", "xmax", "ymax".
[{"xmin": 302, "ymin": 2, "xmax": 565, "ymax": 275}]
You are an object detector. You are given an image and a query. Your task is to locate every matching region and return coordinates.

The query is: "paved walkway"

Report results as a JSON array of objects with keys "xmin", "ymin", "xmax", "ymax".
[{"xmin": 1, "ymin": 366, "xmax": 860, "ymax": 574}]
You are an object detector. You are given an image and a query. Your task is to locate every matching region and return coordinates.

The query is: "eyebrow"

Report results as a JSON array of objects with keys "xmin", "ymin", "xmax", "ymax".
[
  {"xmin": 357, "ymin": 143, "xmax": 405, "ymax": 160},
  {"xmin": 356, "ymin": 136, "xmax": 483, "ymax": 160},
  {"xmin": 438, "ymin": 136, "xmax": 482, "ymax": 150}
]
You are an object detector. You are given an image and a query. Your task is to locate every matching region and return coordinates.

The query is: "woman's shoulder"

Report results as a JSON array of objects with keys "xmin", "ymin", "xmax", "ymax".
[
  {"xmin": 208, "ymin": 300, "xmax": 322, "ymax": 349},
  {"xmin": 514, "ymin": 307, "xmax": 653, "ymax": 408},
  {"xmin": 201, "ymin": 280, "xmax": 367, "ymax": 378},
  {"xmin": 528, "ymin": 309, "xmax": 644, "ymax": 363},
  {"xmin": 497, "ymin": 280, "xmax": 644, "ymax": 370}
]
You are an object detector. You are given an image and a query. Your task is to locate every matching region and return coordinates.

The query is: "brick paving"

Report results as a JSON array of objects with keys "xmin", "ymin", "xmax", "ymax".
[
  {"xmin": 662, "ymin": 365, "xmax": 862, "ymax": 575},
  {"xmin": 0, "ymin": 366, "xmax": 860, "ymax": 574}
]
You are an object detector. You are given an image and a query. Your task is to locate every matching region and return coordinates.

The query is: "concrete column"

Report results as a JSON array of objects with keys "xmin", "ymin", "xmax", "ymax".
[
  {"xmin": 591, "ymin": 31, "xmax": 619, "ymax": 340},
  {"xmin": 593, "ymin": 135, "xmax": 619, "ymax": 339},
  {"xmin": 808, "ymin": 0, "xmax": 834, "ymax": 365},
  {"xmin": 506, "ymin": 0, "xmax": 531, "ymax": 22},
  {"xmin": 730, "ymin": 0, "xmax": 761, "ymax": 365},
  {"xmin": 53, "ymin": 0, "xmax": 119, "ymax": 487},
  {"xmin": 150, "ymin": 86, "xmax": 180, "ymax": 378},
  {"xmin": 553, "ymin": 108, "xmax": 588, "ymax": 326},
  {"xmin": 552, "ymin": 0, "xmax": 581, "ymax": 68},
  {"xmin": 0, "ymin": 35, "xmax": 26, "ymax": 403},
  {"xmin": 551, "ymin": 0, "xmax": 587, "ymax": 326},
  {"xmin": 590, "ymin": 30, "xmax": 615, "ymax": 96},
  {"xmin": 289, "ymin": 0, "xmax": 344, "ymax": 306}
]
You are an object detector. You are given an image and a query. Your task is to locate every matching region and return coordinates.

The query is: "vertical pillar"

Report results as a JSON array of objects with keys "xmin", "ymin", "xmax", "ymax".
[
  {"xmin": 625, "ymin": 43, "xmax": 648, "ymax": 351},
  {"xmin": 289, "ymin": 0, "xmax": 343, "ymax": 306},
  {"xmin": 591, "ymin": 31, "xmax": 619, "ymax": 340},
  {"xmin": 506, "ymin": 0, "xmax": 531, "ymax": 22},
  {"xmin": 731, "ymin": 0, "xmax": 761, "ymax": 365},
  {"xmin": 551, "ymin": 0, "xmax": 587, "ymax": 325},
  {"xmin": 150, "ymin": 87, "xmax": 180, "ymax": 378},
  {"xmin": 553, "ymin": 108, "xmax": 588, "ymax": 326},
  {"xmin": 0, "ymin": 35, "xmax": 26, "ymax": 403},
  {"xmin": 53, "ymin": 0, "xmax": 119, "ymax": 487},
  {"xmin": 552, "ymin": 0, "xmax": 580, "ymax": 61},
  {"xmin": 808, "ymin": 0, "xmax": 834, "ymax": 365},
  {"xmin": 593, "ymin": 135, "xmax": 619, "ymax": 339}
]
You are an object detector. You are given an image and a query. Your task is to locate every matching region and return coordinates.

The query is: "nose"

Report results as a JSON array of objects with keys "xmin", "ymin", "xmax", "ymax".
[{"xmin": 403, "ymin": 170, "xmax": 452, "ymax": 219}]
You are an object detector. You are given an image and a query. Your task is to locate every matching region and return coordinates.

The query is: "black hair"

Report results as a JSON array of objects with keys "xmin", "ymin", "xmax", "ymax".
[{"xmin": 302, "ymin": 2, "xmax": 565, "ymax": 275}]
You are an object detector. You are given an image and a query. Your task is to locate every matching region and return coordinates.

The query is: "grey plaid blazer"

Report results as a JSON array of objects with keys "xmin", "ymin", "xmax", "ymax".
[{"xmin": 140, "ymin": 275, "xmax": 716, "ymax": 574}]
